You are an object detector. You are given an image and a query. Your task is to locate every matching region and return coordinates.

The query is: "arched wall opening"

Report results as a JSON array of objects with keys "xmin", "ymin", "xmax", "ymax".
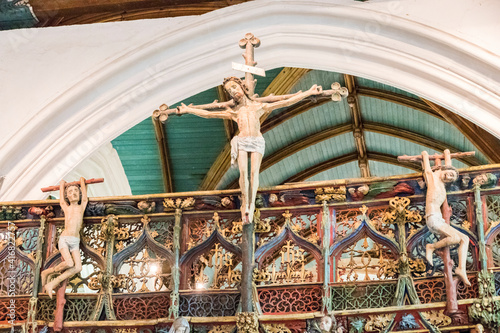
[{"xmin": 1, "ymin": 0, "xmax": 499, "ymax": 200}]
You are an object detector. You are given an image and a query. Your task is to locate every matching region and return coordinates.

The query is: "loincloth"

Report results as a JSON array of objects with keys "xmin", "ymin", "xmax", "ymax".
[
  {"xmin": 58, "ymin": 236, "xmax": 80, "ymax": 252},
  {"xmin": 425, "ymin": 213, "xmax": 446, "ymax": 236},
  {"xmin": 230, "ymin": 136, "xmax": 265, "ymax": 166}
]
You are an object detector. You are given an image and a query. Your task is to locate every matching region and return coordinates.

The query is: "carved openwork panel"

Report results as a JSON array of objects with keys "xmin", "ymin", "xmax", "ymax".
[
  {"xmin": 336, "ymin": 236, "xmax": 398, "ymax": 282},
  {"xmin": 486, "ymin": 194, "xmax": 500, "ymax": 230},
  {"xmin": 188, "ymin": 243, "xmax": 241, "ymax": 290},
  {"xmin": 494, "ymin": 271, "xmax": 500, "ymax": 296},
  {"xmin": 367, "ymin": 206, "xmax": 396, "ymax": 237},
  {"xmin": 116, "ymin": 245, "xmax": 172, "ymax": 293},
  {"xmin": 71, "ymin": 250, "xmax": 102, "ymax": 293},
  {"xmin": 448, "ymin": 199, "xmax": 471, "ymax": 231},
  {"xmin": 335, "ymin": 208, "xmax": 361, "ymax": 238},
  {"xmin": 82, "ymin": 222, "xmax": 107, "ymax": 256},
  {"xmin": 148, "ymin": 219, "xmax": 175, "ymax": 251},
  {"xmin": 290, "ymin": 212, "xmax": 320, "ymax": 245},
  {"xmin": 414, "ymin": 277, "xmax": 446, "ymax": 303},
  {"xmin": 0, "ymin": 251, "xmax": 33, "ymax": 295},
  {"xmin": 257, "ymin": 213, "xmax": 285, "ymax": 247},
  {"xmin": 406, "ymin": 202, "xmax": 427, "ymax": 239},
  {"xmin": 415, "ymin": 275, "xmax": 479, "ymax": 303},
  {"xmin": 0, "ymin": 297, "xmax": 29, "ymax": 321},
  {"xmin": 258, "ymin": 240, "xmax": 318, "ymax": 285},
  {"xmin": 15, "ymin": 227, "xmax": 38, "ymax": 255},
  {"xmin": 258, "ymin": 285, "xmax": 322, "ymax": 314},
  {"xmin": 115, "ymin": 220, "xmax": 144, "ymax": 250},
  {"xmin": 179, "ymin": 292, "xmax": 240, "ymax": 317},
  {"xmin": 489, "ymin": 228, "xmax": 500, "ymax": 266},
  {"xmin": 187, "ymin": 213, "xmax": 242, "ymax": 250},
  {"xmin": 408, "ymin": 230, "xmax": 476, "ymax": 277},
  {"xmin": 38, "ymin": 296, "xmax": 97, "ymax": 322},
  {"xmin": 330, "ymin": 282, "xmax": 397, "ymax": 310},
  {"xmin": 113, "ymin": 293, "xmax": 170, "ymax": 320}
]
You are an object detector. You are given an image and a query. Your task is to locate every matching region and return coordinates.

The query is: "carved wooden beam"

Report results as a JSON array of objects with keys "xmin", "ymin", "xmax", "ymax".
[
  {"xmin": 363, "ymin": 122, "xmax": 481, "ymax": 166},
  {"xmin": 199, "ymin": 67, "xmax": 311, "ymax": 191},
  {"xmin": 152, "ymin": 117, "xmax": 174, "ymax": 193},
  {"xmin": 345, "ymin": 74, "xmax": 370, "ymax": 177},
  {"xmin": 357, "ymin": 87, "xmax": 443, "ymax": 119},
  {"xmin": 31, "ymin": 0, "xmax": 246, "ymax": 27},
  {"xmin": 421, "ymin": 99, "xmax": 500, "ymax": 163}
]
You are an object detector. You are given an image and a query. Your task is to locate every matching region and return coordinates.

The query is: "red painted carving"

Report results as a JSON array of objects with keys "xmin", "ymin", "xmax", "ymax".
[{"xmin": 258, "ymin": 285, "xmax": 322, "ymax": 314}]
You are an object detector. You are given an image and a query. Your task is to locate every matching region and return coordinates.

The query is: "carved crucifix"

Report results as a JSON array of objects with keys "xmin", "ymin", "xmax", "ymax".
[
  {"xmin": 154, "ymin": 33, "xmax": 348, "ymax": 225},
  {"xmin": 398, "ymin": 149, "xmax": 474, "ymax": 287}
]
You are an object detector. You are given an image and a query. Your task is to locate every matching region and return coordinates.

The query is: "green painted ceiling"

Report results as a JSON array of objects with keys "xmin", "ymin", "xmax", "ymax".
[{"xmin": 112, "ymin": 68, "xmax": 491, "ymax": 195}]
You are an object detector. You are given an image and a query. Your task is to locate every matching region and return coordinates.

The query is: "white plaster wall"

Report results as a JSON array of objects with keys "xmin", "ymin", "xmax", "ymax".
[{"xmin": 0, "ymin": 0, "xmax": 499, "ymax": 200}]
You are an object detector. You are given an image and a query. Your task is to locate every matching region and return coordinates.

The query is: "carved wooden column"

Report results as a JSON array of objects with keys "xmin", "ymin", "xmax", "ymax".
[
  {"xmin": 24, "ymin": 215, "xmax": 47, "ymax": 333},
  {"xmin": 170, "ymin": 207, "xmax": 182, "ymax": 318},
  {"xmin": 321, "ymin": 201, "xmax": 332, "ymax": 313}
]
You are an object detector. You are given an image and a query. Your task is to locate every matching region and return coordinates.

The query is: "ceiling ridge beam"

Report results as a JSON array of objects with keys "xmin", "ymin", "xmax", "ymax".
[
  {"xmin": 357, "ymin": 87, "xmax": 443, "ymax": 119},
  {"xmin": 345, "ymin": 74, "xmax": 370, "ymax": 177},
  {"xmin": 199, "ymin": 67, "xmax": 312, "ymax": 191},
  {"xmin": 363, "ymin": 122, "xmax": 481, "ymax": 166},
  {"xmin": 421, "ymin": 98, "xmax": 500, "ymax": 164},
  {"xmin": 152, "ymin": 117, "xmax": 174, "ymax": 193}
]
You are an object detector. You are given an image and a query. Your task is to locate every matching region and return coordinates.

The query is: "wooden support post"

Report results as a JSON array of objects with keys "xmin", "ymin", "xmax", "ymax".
[
  {"xmin": 439, "ymin": 200, "xmax": 466, "ymax": 323},
  {"xmin": 101, "ymin": 215, "xmax": 117, "ymax": 320},
  {"xmin": 321, "ymin": 201, "xmax": 331, "ymax": 313},
  {"xmin": 24, "ymin": 215, "xmax": 47, "ymax": 333},
  {"xmin": 170, "ymin": 208, "xmax": 182, "ymax": 318},
  {"xmin": 240, "ymin": 222, "xmax": 255, "ymax": 312},
  {"xmin": 53, "ymin": 279, "xmax": 68, "ymax": 332}
]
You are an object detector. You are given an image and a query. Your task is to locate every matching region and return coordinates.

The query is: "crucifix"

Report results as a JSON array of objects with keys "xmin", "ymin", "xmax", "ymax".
[
  {"xmin": 154, "ymin": 34, "xmax": 348, "ymax": 317},
  {"xmin": 399, "ymin": 150, "xmax": 473, "ymax": 285},
  {"xmin": 154, "ymin": 33, "xmax": 348, "ymax": 226}
]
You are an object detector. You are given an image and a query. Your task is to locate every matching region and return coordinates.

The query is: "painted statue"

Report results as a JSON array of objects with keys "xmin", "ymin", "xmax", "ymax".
[
  {"xmin": 420, "ymin": 150, "xmax": 470, "ymax": 286},
  {"xmin": 177, "ymin": 78, "xmax": 323, "ymax": 224},
  {"xmin": 307, "ymin": 314, "xmax": 345, "ymax": 333},
  {"xmin": 41, "ymin": 177, "xmax": 88, "ymax": 298}
]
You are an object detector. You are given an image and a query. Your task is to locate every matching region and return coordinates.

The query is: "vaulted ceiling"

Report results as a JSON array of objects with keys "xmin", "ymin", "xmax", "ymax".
[{"xmin": 111, "ymin": 68, "xmax": 500, "ymax": 195}]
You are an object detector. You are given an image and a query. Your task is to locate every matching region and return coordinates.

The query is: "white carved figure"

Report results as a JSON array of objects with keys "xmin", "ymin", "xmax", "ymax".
[
  {"xmin": 41, "ymin": 177, "xmax": 88, "ymax": 298},
  {"xmin": 421, "ymin": 150, "xmax": 470, "ymax": 286},
  {"xmin": 178, "ymin": 77, "xmax": 322, "ymax": 225}
]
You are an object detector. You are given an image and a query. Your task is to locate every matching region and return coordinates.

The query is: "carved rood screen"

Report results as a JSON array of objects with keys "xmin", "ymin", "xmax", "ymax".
[{"xmin": 2, "ymin": 167, "xmax": 500, "ymax": 332}]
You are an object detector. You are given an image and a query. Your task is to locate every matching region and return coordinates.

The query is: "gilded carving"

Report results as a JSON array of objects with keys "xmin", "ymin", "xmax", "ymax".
[
  {"xmin": 208, "ymin": 325, "xmax": 235, "ymax": 333},
  {"xmin": 315, "ymin": 187, "xmax": 346, "ymax": 203},
  {"xmin": 163, "ymin": 197, "xmax": 195, "ymax": 211},
  {"xmin": 262, "ymin": 323, "xmax": 291, "ymax": 333},
  {"xmin": 421, "ymin": 310, "xmax": 452, "ymax": 327},
  {"xmin": 236, "ymin": 312, "xmax": 259, "ymax": 333},
  {"xmin": 364, "ymin": 314, "xmax": 392, "ymax": 332}
]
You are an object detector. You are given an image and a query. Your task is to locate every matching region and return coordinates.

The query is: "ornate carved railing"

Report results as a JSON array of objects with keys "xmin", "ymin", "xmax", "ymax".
[{"xmin": 1, "ymin": 165, "xmax": 500, "ymax": 332}]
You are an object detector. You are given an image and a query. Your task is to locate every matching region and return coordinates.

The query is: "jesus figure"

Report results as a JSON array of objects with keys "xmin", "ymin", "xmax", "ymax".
[{"xmin": 178, "ymin": 76, "xmax": 323, "ymax": 224}]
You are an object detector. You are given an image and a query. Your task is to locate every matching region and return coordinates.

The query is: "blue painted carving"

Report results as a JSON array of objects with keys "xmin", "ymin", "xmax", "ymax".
[
  {"xmin": 399, "ymin": 313, "xmax": 419, "ymax": 330},
  {"xmin": 0, "ymin": 0, "xmax": 38, "ymax": 30}
]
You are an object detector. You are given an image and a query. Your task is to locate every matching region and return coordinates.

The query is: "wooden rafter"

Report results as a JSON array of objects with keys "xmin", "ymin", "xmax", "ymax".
[
  {"xmin": 363, "ymin": 122, "xmax": 481, "ymax": 166},
  {"xmin": 345, "ymin": 74, "xmax": 370, "ymax": 177},
  {"xmin": 421, "ymin": 99, "xmax": 500, "ymax": 163},
  {"xmin": 282, "ymin": 151, "xmax": 421, "ymax": 184},
  {"xmin": 152, "ymin": 117, "xmax": 174, "ymax": 193},
  {"xmin": 199, "ymin": 67, "xmax": 311, "ymax": 190},
  {"xmin": 357, "ymin": 87, "xmax": 443, "ymax": 119}
]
